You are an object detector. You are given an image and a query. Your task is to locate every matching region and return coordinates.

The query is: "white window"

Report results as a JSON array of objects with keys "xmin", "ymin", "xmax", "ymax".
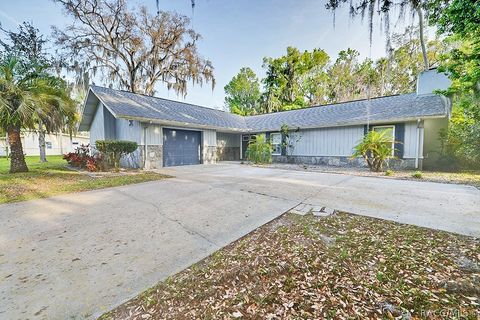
[
  {"xmin": 270, "ymin": 133, "xmax": 282, "ymax": 155},
  {"xmin": 45, "ymin": 141, "xmax": 52, "ymax": 149},
  {"xmin": 372, "ymin": 125, "xmax": 395, "ymax": 155}
]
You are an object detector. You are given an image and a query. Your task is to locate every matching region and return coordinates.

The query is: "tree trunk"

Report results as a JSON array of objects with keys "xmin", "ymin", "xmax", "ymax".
[
  {"xmin": 417, "ymin": 6, "xmax": 429, "ymax": 70},
  {"xmin": 38, "ymin": 120, "xmax": 47, "ymax": 162},
  {"xmin": 7, "ymin": 125, "xmax": 28, "ymax": 173}
]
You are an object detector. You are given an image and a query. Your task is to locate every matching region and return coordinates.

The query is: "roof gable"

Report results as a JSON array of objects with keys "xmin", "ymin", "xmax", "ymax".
[{"xmin": 84, "ymin": 86, "xmax": 247, "ymax": 131}]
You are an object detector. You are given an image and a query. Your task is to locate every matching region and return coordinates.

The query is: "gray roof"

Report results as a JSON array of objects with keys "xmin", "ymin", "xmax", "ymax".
[
  {"xmin": 245, "ymin": 93, "xmax": 448, "ymax": 132},
  {"xmin": 79, "ymin": 86, "xmax": 448, "ymax": 132},
  {"xmin": 80, "ymin": 86, "xmax": 247, "ymax": 131}
]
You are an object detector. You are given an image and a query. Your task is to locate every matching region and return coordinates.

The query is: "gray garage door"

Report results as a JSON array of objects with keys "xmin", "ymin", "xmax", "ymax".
[{"xmin": 163, "ymin": 128, "xmax": 201, "ymax": 167}]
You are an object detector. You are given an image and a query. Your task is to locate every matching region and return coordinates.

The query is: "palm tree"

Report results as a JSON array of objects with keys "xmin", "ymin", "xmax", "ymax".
[
  {"xmin": 36, "ymin": 81, "xmax": 77, "ymax": 163},
  {"xmin": 0, "ymin": 56, "xmax": 75, "ymax": 173}
]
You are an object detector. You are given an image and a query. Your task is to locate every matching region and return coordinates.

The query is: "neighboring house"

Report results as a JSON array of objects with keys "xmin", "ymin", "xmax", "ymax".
[
  {"xmin": 79, "ymin": 69, "xmax": 451, "ymax": 170},
  {"xmin": 0, "ymin": 131, "xmax": 90, "ymax": 157}
]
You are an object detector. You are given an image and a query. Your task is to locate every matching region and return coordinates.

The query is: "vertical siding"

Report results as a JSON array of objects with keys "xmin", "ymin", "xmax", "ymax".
[
  {"xmin": 403, "ymin": 121, "xmax": 418, "ymax": 158},
  {"xmin": 145, "ymin": 124, "xmax": 163, "ymax": 145},
  {"xmin": 292, "ymin": 126, "xmax": 364, "ymax": 156},
  {"xmin": 216, "ymin": 132, "xmax": 240, "ymax": 147},
  {"xmin": 120, "ymin": 149, "xmax": 141, "ymax": 168},
  {"xmin": 115, "ymin": 121, "xmax": 163, "ymax": 145},
  {"xmin": 115, "ymin": 119, "xmax": 142, "ymax": 143},
  {"xmin": 89, "ymin": 102, "xmax": 105, "ymax": 145},
  {"xmin": 202, "ymin": 129, "xmax": 217, "ymax": 147},
  {"xmin": 103, "ymin": 107, "xmax": 116, "ymax": 139},
  {"xmin": 115, "ymin": 121, "xmax": 162, "ymax": 167}
]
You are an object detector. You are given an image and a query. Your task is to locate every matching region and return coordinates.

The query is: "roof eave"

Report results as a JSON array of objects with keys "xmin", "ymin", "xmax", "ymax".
[
  {"xmin": 116, "ymin": 115, "xmax": 248, "ymax": 133},
  {"xmin": 248, "ymin": 113, "xmax": 448, "ymax": 133},
  {"xmin": 78, "ymin": 87, "xmax": 121, "ymax": 131},
  {"xmin": 77, "ymin": 88, "xmax": 97, "ymax": 131}
]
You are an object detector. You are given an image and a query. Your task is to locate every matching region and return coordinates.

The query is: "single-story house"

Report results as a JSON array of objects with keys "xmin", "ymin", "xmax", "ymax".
[
  {"xmin": 78, "ymin": 69, "xmax": 451, "ymax": 170},
  {"xmin": 0, "ymin": 131, "xmax": 89, "ymax": 157}
]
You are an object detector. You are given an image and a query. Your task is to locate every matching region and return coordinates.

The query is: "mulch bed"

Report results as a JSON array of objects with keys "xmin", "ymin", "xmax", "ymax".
[{"xmin": 100, "ymin": 212, "xmax": 479, "ymax": 320}]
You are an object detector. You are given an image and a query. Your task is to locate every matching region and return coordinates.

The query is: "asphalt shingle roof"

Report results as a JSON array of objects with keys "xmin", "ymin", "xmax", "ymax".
[
  {"xmin": 245, "ymin": 93, "xmax": 447, "ymax": 132},
  {"xmin": 86, "ymin": 86, "xmax": 447, "ymax": 132},
  {"xmin": 90, "ymin": 86, "xmax": 247, "ymax": 130}
]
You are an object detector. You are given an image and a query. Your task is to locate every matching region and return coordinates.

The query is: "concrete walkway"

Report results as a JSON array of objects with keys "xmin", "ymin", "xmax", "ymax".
[{"xmin": 1, "ymin": 163, "xmax": 479, "ymax": 319}]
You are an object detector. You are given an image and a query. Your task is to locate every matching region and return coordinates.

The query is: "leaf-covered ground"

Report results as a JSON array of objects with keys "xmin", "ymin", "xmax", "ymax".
[{"xmin": 100, "ymin": 213, "xmax": 479, "ymax": 320}]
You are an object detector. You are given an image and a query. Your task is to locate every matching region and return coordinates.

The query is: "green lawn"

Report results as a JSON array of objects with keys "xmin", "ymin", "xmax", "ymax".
[{"xmin": 0, "ymin": 155, "xmax": 169, "ymax": 204}]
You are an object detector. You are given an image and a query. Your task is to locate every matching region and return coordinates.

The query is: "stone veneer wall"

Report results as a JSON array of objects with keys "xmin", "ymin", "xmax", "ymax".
[
  {"xmin": 139, "ymin": 145, "xmax": 163, "ymax": 169},
  {"xmin": 203, "ymin": 146, "xmax": 217, "ymax": 164},
  {"xmin": 217, "ymin": 147, "xmax": 240, "ymax": 161},
  {"xmin": 272, "ymin": 155, "xmax": 417, "ymax": 170}
]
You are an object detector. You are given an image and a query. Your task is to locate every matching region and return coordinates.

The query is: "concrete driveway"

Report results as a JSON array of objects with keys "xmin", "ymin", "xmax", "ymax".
[{"xmin": 1, "ymin": 163, "xmax": 479, "ymax": 319}]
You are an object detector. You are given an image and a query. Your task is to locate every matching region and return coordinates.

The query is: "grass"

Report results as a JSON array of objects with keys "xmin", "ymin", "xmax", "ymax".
[
  {"xmin": 0, "ymin": 155, "xmax": 169, "ymax": 204},
  {"xmin": 419, "ymin": 170, "xmax": 480, "ymax": 187},
  {"xmin": 100, "ymin": 212, "xmax": 480, "ymax": 320}
]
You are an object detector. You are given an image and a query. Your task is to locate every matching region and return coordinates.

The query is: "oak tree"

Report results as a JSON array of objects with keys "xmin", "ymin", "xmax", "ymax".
[{"xmin": 53, "ymin": 0, "xmax": 214, "ymax": 96}]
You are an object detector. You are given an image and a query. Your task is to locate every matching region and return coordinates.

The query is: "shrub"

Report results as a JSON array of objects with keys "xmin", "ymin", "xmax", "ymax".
[
  {"xmin": 246, "ymin": 135, "xmax": 272, "ymax": 164},
  {"xmin": 95, "ymin": 140, "xmax": 138, "ymax": 170},
  {"xmin": 352, "ymin": 130, "xmax": 395, "ymax": 172},
  {"xmin": 412, "ymin": 171, "xmax": 423, "ymax": 179},
  {"xmin": 64, "ymin": 144, "xmax": 89, "ymax": 167},
  {"xmin": 63, "ymin": 144, "xmax": 103, "ymax": 172},
  {"xmin": 385, "ymin": 169, "xmax": 394, "ymax": 176},
  {"xmin": 85, "ymin": 154, "xmax": 104, "ymax": 172},
  {"xmin": 437, "ymin": 95, "xmax": 480, "ymax": 170}
]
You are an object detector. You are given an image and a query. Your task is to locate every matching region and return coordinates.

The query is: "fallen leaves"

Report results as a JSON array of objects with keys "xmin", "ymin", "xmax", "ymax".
[{"xmin": 100, "ymin": 213, "xmax": 480, "ymax": 320}]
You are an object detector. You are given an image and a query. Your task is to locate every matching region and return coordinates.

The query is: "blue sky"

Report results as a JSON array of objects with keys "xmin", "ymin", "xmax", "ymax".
[{"xmin": 0, "ymin": 0, "xmax": 422, "ymax": 109}]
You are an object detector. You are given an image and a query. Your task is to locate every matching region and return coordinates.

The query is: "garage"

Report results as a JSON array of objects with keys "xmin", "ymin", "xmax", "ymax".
[{"xmin": 163, "ymin": 128, "xmax": 201, "ymax": 167}]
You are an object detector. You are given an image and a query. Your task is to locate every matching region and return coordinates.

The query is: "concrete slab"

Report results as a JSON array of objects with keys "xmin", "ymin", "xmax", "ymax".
[{"xmin": 1, "ymin": 163, "xmax": 479, "ymax": 319}]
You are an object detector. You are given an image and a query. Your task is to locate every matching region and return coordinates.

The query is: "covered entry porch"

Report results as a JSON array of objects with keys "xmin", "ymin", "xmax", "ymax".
[{"xmin": 216, "ymin": 132, "xmax": 242, "ymax": 161}]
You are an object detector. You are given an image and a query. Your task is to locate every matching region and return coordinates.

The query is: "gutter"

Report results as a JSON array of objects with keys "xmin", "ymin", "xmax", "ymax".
[{"xmin": 116, "ymin": 115, "xmax": 247, "ymax": 133}]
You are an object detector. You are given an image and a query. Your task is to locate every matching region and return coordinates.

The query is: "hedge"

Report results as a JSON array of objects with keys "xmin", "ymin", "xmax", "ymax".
[{"xmin": 95, "ymin": 140, "xmax": 138, "ymax": 170}]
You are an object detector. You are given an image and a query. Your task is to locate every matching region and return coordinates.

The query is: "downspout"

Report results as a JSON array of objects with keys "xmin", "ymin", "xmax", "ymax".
[{"xmin": 415, "ymin": 119, "xmax": 422, "ymax": 169}]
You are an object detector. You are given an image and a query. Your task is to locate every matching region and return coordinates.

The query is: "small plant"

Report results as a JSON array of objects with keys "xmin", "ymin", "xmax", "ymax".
[
  {"xmin": 246, "ymin": 135, "xmax": 272, "ymax": 164},
  {"xmin": 63, "ymin": 144, "xmax": 104, "ymax": 172},
  {"xmin": 280, "ymin": 123, "xmax": 301, "ymax": 157},
  {"xmin": 385, "ymin": 169, "xmax": 394, "ymax": 176},
  {"xmin": 352, "ymin": 130, "xmax": 395, "ymax": 172},
  {"xmin": 412, "ymin": 171, "xmax": 423, "ymax": 179},
  {"xmin": 85, "ymin": 154, "xmax": 104, "ymax": 172}
]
